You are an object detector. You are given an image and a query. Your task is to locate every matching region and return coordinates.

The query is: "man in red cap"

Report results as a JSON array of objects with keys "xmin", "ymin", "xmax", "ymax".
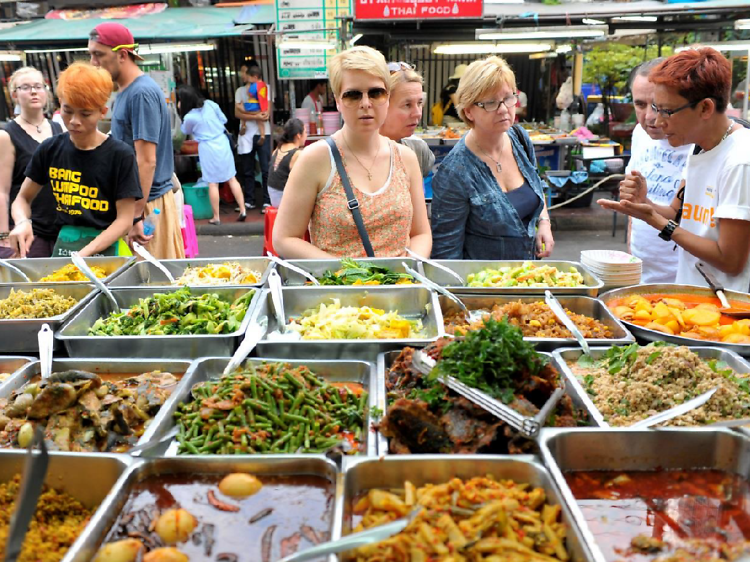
[{"xmin": 88, "ymin": 22, "xmax": 185, "ymax": 259}]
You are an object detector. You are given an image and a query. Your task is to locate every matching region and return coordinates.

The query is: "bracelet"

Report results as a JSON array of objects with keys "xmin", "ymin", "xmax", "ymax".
[
  {"xmin": 537, "ymin": 217, "xmax": 551, "ymax": 226},
  {"xmin": 133, "ymin": 215, "xmax": 145, "ymax": 226},
  {"xmin": 0, "ymin": 232, "xmax": 8, "ymax": 241},
  {"xmin": 14, "ymin": 218, "xmax": 32, "ymax": 228}
]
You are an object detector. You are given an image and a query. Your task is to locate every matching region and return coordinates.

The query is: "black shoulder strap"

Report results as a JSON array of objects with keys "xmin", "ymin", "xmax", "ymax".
[
  {"xmin": 49, "ymin": 119, "xmax": 63, "ymax": 135},
  {"xmin": 512, "ymin": 124, "xmax": 534, "ymax": 163},
  {"xmin": 325, "ymin": 137, "xmax": 375, "ymax": 257}
]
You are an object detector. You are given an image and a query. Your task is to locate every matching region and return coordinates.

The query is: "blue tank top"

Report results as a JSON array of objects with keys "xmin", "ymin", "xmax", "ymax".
[{"xmin": 505, "ymin": 181, "xmax": 538, "ymax": 226}]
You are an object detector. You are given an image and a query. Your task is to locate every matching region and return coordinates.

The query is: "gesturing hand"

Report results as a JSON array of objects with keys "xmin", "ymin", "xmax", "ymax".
[{"xmin": 619, "ymin": 170, "xmax": 649, "ymax": 205}]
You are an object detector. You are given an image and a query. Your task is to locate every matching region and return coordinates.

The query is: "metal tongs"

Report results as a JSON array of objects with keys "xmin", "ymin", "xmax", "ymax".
[
  {"xmin": 268, "ymin": 269, "xmax": 287, "ymax": 333},
  {"xmin": 71, "ymin": 252, "xmax": 119, "ymax": 312},
  {"xmin": 411, "ymin": 349, "xmax": 562, "ymax": 438},
  {"xmin": 0, "ymin": 259, "xmax": 31, "ymax": 282},
  {"xmin": 404, "ymin": 248, "xmax": 465, "ymax": 286},
  {"xmin": 266, "ymin": 252, "xmax": 320, "ymax": 285},
  {"xmin": 277, "ymin": 507, "xmax": 423, "ymax": 562},
  {"xmin": 402, "ymin": 263, "xmax": 484, "ymax": 324},
  {"xmin": 133, "ymin": 242, "xmax": 176, "ymax": 284},
  {"xmin": 4, "ymin": 426, "xmax": 49, "ymax": 562},
  {"xmin": 544, "ymin": 291, "xmax": 591, "ymax": 356}
]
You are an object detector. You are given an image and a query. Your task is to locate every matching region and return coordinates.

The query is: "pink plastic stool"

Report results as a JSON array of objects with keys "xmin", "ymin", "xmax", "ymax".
[{"xmin": 182, "ymin": 204, "xmax": 200, "ymax": 258}]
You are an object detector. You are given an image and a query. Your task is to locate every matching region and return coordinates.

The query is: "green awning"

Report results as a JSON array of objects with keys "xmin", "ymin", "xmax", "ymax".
[{"xmin": 0, "ymin": 6, "xmax": 273, "ymax": 44}]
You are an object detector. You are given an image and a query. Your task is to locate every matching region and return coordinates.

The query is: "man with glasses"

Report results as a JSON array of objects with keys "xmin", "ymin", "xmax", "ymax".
[
  {"xmin": 600, "ymin": 47, "xmax": 750, "ymax": 292},
  {"xmin": 88, "ymin": 22, "xmax": 184, "ymax": 259},
  {"xmin": 620, "ymin": 59, "xmax": 693, "ymax": 283}
]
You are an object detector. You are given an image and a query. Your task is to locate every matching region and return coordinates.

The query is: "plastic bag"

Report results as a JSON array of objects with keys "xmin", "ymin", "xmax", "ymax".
[
  {"xmin": 556, "ymin": 77, "xmax": 574, "ymax": 110},
  {"xmin": 587, "ymin": 103, "xmax": 605, "ymax": 127}
]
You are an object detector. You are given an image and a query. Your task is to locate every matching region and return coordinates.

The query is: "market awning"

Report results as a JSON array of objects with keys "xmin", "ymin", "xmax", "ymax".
[{"xmin": 0, "ymin": 6, "xmax": 274, "ymax": 44}]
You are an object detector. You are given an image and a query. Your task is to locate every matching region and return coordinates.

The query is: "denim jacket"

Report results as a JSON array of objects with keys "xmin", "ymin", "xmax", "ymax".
[{"xmin": 431, "ymin": 126, "xmax": 547, "ymax": 259}]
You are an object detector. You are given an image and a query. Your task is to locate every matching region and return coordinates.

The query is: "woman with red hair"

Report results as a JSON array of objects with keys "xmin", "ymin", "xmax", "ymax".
[
  {"xmin": 9, "ymin": 62, "xmax": 142, "ymax": 257},
  {"xmin": 601, "ymin": 47, "xmax": 750, "ymax": 292}
]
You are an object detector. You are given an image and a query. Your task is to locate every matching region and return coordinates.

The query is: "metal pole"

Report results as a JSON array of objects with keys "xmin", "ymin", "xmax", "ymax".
[{"xmin": 744, "ymin": 49, "xmax": 749, "ymax": 120}]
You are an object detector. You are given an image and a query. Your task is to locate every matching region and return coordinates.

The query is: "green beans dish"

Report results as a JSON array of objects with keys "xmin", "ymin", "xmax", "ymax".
[
  {"xmin": 88, "ymin": 288, "xmax": 255, "ymax": 336},
  {"xmin": 174, "ymin": 363, "xmax": 369, "ymax": 455}
]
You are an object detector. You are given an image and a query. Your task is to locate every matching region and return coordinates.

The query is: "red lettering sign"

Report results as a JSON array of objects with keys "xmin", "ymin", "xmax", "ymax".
[{"xmin": 355, "ymin": 0, "xmax": 482, "ymax": 20}]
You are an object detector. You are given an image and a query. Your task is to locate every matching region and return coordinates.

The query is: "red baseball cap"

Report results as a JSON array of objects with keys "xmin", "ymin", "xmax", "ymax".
[{"xmin": 91, "ymin": 22, "xmax": 144, "ymax": 61}]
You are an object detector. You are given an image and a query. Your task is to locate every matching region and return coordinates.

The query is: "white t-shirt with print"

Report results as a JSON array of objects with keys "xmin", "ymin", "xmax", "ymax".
[
  {"xmin": 234, "ymin": 85, "xmax": 271, "ymax": 155},
  {"xmin": 676, "ymin": 127, "xmax": 750, "ymax": 291},
  {"xmin": 626, "ymin": 124, "xmax": 693, "ymax": 283}
]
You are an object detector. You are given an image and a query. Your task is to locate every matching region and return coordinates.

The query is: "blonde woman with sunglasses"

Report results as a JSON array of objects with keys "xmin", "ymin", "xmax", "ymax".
[
  {"xmin": 0, "ymin": 67, "xmax": 62, "ymax": 258},
  {"xmin": 273, "ymin": 46, "xmax": 431, "ymax": 258}
]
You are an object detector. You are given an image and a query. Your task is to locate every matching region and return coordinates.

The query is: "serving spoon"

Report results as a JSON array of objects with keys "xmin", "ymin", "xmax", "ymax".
[
  {"xmin": 0, "ymin": 259, "xmax": 31, "ymax": 282},
  {"xmin": 71, "ymin": 252, "xmax": 119, "ymax": 313},
  {"xmin": 266, "ymin": 253, "xmax": 320, "ymax": 285},
  {"xmin": 404, "ymin": 248, "xmax": 465, "ymax": 286},
  {"xmin": 132, "ymin": 242, "xmax": 176, "ymax": 284},
  {"xmin": 37, "ymin": 324, "xmax": 53, "ymax": 380},
  {"xmin": 695, "ymin": 262, "xmax": 750, "ymax": 318},
  {"xmin": 630, "ymin": 387, "xmax": 718, "ymax": 429},
  {"xmin": 402, "ymin": 263, "xmax": 485, "ymax": 324}
]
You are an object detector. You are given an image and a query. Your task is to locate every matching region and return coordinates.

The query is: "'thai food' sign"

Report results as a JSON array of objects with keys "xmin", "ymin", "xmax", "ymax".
[{"xmin": 355, "ymin": 0, "xmax": 482, "ymax": 20}]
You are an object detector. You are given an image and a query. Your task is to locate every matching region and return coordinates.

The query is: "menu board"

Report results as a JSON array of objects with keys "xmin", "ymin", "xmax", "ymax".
[{"xmin": 276, "ymin": 0, "xmax": 351, "ymax": 80}]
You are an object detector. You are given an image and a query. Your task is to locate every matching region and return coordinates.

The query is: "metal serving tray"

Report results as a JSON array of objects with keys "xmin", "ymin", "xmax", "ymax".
[
  {"xmin": 553, "ymin": 345, "xmax": 750, "ymax": 428},
  {"xmin": 253, "ymin": 286, "xmax": 444, "ymax": 361},
  {"xmin": 5, "ymin": 359, "xmax": 195, "ymax": 453},
  {"xmin": 539, "ymin": 428, "xmax": 750, "ymax": 562},
  {"xmin": 153, "ymin": 356, "xmax": 381, "ymax": 457},
  {"xmin": 599, "ymin": 283, "xmax": 750, "ymax": 355},
  {"xmin": 108, "ymin": 257, "xmax": 272, "ymax": 289},
  {"xmin": 439, "ymin": 294, "xmax": 634, "ymax": 351},
  {"xmin": 0, "ymin": 283, "xmax": 96, "ymax": 353},
  {"xmin": 376, "ymin": 350, "xmax": 596, "ymax": 455},
  {"xmin": 275, "ymin": 258, "xmax": 424, "ymax": 286},
  {"xmin": 340, "ymin": 455, "xmax": 595, "ymax": 562},
  {"xmin": 67, "ymin": 455, "xmax": 339, "ymax": 562},
  {"xmin": 422, "ymin": 260, "xmax": 603, "ymax": 296},
  {"xmin": 0, "ymin": 256, "xmax": 133, "ymax": 285},
  {"xmin": 0, "ymin": 356, "xmax": 34, "ymax": 387},
  {"xmin": 0, "ymin": 450, "xmax": 134, "ymax": 562},
  {"xmin": 56, "ymin": 287, "xmax": 260, "ymax": 359}
]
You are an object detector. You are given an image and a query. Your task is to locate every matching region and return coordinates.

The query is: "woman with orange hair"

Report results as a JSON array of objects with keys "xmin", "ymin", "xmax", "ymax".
[
  {"xmin": 9, "ymin": 62, "xmax": 142, "ymax": 257},
  {"xmin": 600, "ymin": 47, "xmax": 750, "ymax": 292}
]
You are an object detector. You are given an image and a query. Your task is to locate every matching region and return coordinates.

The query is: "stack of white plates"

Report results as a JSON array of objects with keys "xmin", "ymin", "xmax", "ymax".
[{"xmin": 581, "ymin": 250, "xmax": 642, "ymax": 288}]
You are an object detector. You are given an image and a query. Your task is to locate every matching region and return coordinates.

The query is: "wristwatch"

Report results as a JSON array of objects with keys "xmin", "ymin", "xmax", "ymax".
[
  {"xmin": 0, "ymin": 232, "xmax": 8, "ymax": 241},
  {"xmin": 658, "ymin": 219, "xmax": 678, "ymax": 241},
  {"xmin": 133, "ymin": 214, "xmax": 145, "ymax": 226}
]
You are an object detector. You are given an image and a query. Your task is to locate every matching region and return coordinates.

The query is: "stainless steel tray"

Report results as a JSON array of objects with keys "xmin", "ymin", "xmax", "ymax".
[
  {"xmin": 5, "ymin": 358, "xmax": 196, "ymax": 453},
  {"xmin": 276, "ymin": 258, "xmax": 424, "ymax": 286},
  {"xmin": 439, "ymin": 294, "xmax": 634, "ymax": 350},
  {"xmin": 376, "ymin": 349, "xmax": 596, "ymax": 455},
  {"xmin": 67, "ymin": 455, "xmax": 339, "ymax": 562},
  {"xmin": 56, "ymin": 287, "xmax": 260, "ymax": 359},
  {"xmin": 553, "ymin": 345, "xmax": 750, "ymax": 428},
  {"xmin": 253, "ymin": 286, "xmax": 444, "ymax": 361},
  {"xmin": 0, "ymin": 449, "xmax": 134, "ymax": 562},
  {"xmin": 0, "ymin": 256, "xmax": 134, "ymax": 285},
  {"xmin": 0, "ymin": 356, "xmax": 34, "ymax": 387},
  {"xmin": 108, "ymin": 256, "xmax": 271, "ymax": 289},
  {"xmin": 539, "ymin": 427, "xmax": 750, "ymax": 562},
  {"xmin": 0, "ymin": 283, "xmax": 96, "ymax": 353},
  {"xmin": 422, "ymin": 260, "xmax": 603, "ymax": 296},
  {"xmin": 153, "ymin": 356, "xmax": 381, "ymax": 457},
  {"xmin": 599, "ymin": 283, "xmax": 750, "ymax": 355},
  {"xmin": 340, "ymin": 455, "xmax": 595, "ymax": 562}
]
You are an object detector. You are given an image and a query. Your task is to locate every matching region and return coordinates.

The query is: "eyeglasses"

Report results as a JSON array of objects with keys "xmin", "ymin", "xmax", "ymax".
[
  {"xmin": 474, "ymin": 94, "xmax": 519, "ymax": 112},
  {"xmin": 387, "ymin": 61, "xmax": 415, "ymax": 74},
  {"xmin": 340, "ymin": 87, "xmax": 389, "ymax": 107},
  {"xmin": 650, "ymin": 100, "xmax": 699, "ymax": 119},
  {"xmin": 14, "ymin": 83, "xmax": 45, "ymax": 93}
]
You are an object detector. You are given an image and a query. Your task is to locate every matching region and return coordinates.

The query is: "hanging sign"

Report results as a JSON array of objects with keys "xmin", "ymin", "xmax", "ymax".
[{"xmin": 354, "ymin": 0, "xmax": 482, "ymax": 20}]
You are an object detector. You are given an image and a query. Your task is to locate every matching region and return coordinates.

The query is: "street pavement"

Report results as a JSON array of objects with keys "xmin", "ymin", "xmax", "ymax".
[{"xmin": 196, "ymin": 227, "xmax": 628, "ymax": 262}]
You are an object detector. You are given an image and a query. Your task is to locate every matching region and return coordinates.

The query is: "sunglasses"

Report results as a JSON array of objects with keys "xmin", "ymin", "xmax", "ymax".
[
  {"xmin": 387, "ymin": 61, "xmax": 415, "ymax": 73},
  {"xmin": 340, "ymin": 87, "xmax": 388, "ymax": 107},
  {"xmin": 112, "ymin": 43, "xmax": 139, "ymax": 53}
]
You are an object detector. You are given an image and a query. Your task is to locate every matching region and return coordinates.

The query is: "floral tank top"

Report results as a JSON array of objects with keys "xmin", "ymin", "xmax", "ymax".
[{"xmin": 310, "ymin": 138, "xmax": 413, "ymax": 257}]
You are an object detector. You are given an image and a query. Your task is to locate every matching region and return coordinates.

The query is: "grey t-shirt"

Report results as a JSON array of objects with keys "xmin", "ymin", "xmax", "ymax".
[
  {"xmin": 111, "ymin": 74, "xmax": 174, "ymax": 201},
  {"xmin": 400, "ymin": 136, "xmax": 435, "ymax": 178}
]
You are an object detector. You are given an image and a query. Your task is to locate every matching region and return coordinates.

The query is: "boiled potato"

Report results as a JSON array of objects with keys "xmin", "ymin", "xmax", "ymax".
[
  {"xmin": 721, "ymin": 324, "xmax": 737, "ymax": 338},
  {"xmin": 662, "ymin": 298, "xmax": 686, "ymax": 310},
  {"xmin": 154, "ymin": 509, "xmax": 197, "ymax": 545},
  {"xmin": 94, "ymin": 539, "xmax": 144, "ymax": 562},
  {"xmin": 695, "ymin": 303, "xmax": 720, "ymax": 311},
  {"xmin": 645, "ymin": 321, "xmax": 674, "ymax": 335},
  {"xmin": 218, "ymin": 473, "xmax": 263, "ymax": 498},
  {"xmin": 17, "ymin": 422, "xmax": 34, "ymax": 448},
  {"xmin": 633, "ymin": 309, "xmax": 651, "ymax": 322},
  {"xmin": 683, "ymin": 308, "xmax": 721, "ymax": 327},
  {"xmin": 722, "ymin": 333, "xmax": 750, "ymax": 344},
  {"xmin": 652, "ymin": 302, "xmax": 672, "ymax": 321},
  {"xmin": 665, "ymin": 320, "xmax": 680, "ymax": 334},
  {"xmin": 143, "ymin": 548, "xmax": 189, "ymax": 562},
  {"xmin": 634, "ymin": 299, "xmax": 653, "ymax": 314}
]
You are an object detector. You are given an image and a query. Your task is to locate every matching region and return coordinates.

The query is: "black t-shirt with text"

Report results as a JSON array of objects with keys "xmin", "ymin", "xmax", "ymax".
[{"xmin": 25, "ymin": 134, "xmax": 142, "ymax": 231}]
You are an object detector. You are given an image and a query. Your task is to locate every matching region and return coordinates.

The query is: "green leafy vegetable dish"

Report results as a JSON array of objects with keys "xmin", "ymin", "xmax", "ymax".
[
  {"xmin": 570, "ymin": 342, "xmax": 750, "ymax": 426},
  {"xmin": 467, "ymin": 261, "xmax": 584, "ymax": 288},
  {"xmin": 88, "ymin": 288, "xmax": 255, "ymax": 336},
  {"xmin": 316, "ymin": 258, "xmax": 414, "ymax": 286}
]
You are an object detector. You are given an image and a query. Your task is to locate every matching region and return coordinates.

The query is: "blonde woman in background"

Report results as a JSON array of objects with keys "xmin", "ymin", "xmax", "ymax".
[
  {"xmin": 380, "ymin": 62, "xmax": 434, "ymax": 178},
  {"xmin": 273, "ymin": 46, "xmax": 431, "ymax": 258},
  {"xmin": 431, "ymin": 56, "xmax": 554, "ymax": 260},
  {"xmin": 0, "ymin": 67, "xmax": 63, "ymax": 258}
]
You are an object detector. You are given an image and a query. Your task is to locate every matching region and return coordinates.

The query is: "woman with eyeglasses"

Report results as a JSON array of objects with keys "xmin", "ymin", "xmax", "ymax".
[
  {"xmin": 0, "ymin": 67, "xmax": 63, "ymax": 258},
  {"xmin": 273, "ymin": 46, "xmax": 431, "ymax": 258},
  {"xmin": 430, "ymin": 56, "xmax": 554, "ymax": 260},
  {"xmin": 600, "ymin": 48, "xmax": 750, "ymax": 292},
  {"xmin": 380, "ymin": 62, "xmax": 434, "ymax": 178}
]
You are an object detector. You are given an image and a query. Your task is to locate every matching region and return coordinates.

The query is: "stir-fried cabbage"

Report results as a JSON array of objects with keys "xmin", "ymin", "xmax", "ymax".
[{"xmin": 467, "ymin": 261, "xmax": 584, "ymax": 288}]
